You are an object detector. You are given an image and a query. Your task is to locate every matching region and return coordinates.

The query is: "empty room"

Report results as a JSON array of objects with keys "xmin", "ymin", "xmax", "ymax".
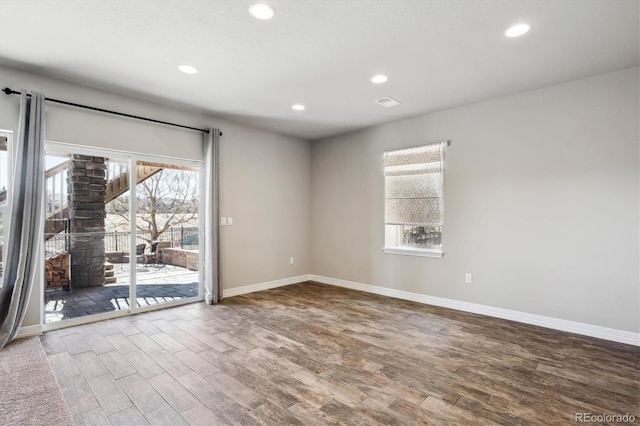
[{"xmin": 0, "ymin": 0, "xmax": 638, "ymax": 425}]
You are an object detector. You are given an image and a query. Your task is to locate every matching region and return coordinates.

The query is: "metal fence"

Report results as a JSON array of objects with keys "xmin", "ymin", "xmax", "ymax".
[{"xmin": 45, "ymin": 225, "xmax": 199, "ymax": 256}]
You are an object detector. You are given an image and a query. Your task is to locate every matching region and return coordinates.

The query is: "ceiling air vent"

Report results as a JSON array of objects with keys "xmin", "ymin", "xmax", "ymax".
[{"xmin": 375, "ymin": 97, "xmax": 401, "ymax": 107}]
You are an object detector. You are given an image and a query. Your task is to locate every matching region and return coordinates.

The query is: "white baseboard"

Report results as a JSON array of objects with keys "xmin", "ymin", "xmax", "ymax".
[
  {"xmin": 309, "ymin": 274, "xmax": 640, "ymax": 347},
  {"xmin": 16, "ymin": 324, "xmax": 43, "ymax": 339},
  {"xmin": 224, "ymin": 275, "xmax": 311, "ymax": 298}
]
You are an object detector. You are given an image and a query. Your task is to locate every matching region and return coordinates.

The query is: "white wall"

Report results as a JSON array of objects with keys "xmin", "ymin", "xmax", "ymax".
[
  {"xmin": 0, "ymin": 65, "xmax": 311, "ymax": 328},
  {"xmin": 311, "ymin": 67, "xmax": 640, "ymax": 333}
]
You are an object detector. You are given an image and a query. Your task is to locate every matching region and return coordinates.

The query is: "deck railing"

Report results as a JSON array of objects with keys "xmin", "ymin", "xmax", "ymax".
[{"xmin": 45, "ymin": 226, "xmax": 199, "ymax": 257}]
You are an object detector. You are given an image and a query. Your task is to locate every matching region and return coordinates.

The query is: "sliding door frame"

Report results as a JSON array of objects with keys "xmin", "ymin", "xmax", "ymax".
[{"xmin": 42, "ymin": 141, "xmax": 205, "ymax": 331}]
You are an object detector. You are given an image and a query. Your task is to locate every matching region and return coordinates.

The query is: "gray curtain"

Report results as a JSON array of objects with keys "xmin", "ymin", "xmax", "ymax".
[
  {"xmin": 0, "ymin": 91, "xmax": 45, "ymax": 349},
  {"xmin": 203, "ymin": 128, "xmax": 221, "ymax": 304}
]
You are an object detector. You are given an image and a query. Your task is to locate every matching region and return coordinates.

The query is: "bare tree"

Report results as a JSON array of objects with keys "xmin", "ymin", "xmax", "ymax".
[{"xmin": 106, "ymin": 168, "xmax": 199, "ymax": 243}]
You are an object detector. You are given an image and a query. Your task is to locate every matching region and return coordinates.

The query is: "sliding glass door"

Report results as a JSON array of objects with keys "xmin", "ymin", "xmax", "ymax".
[
  {"xmin": 132, "ymin": 160, "xmax": 201, "ymax": 309},
  {"xmin": 43, "ymin": 144, "xmax": 202, "ymax": 325}
]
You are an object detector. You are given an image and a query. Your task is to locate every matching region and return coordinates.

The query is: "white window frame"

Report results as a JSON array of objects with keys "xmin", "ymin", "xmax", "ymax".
[
  {"xmin": 382, "ymin": 141, "xmax": 448, "ymax": 258},
  {"xmin": 0, "ymin": 130, "xmax": 13, "ymax": 269}
]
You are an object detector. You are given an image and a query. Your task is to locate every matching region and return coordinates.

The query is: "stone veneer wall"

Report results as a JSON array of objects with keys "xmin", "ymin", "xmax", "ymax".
[
  {"xmin": 161, "ymin": 248, "xmax": 199, "ymax": 271},
  {"xmin": 68, "ymin": 155, "xmax": 106, "ymax": 287}
]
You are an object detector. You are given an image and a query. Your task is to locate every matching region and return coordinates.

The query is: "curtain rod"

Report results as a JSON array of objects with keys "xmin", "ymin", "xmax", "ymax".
[{"xmin": 2, "ymin": 87, "xmax": 221, "ymax": 136}]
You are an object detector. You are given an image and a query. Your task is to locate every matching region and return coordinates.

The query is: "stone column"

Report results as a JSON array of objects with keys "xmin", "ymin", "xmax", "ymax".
[{"xmin": 68, "ymin": 155, "xmax": 106, "ymax": 287}]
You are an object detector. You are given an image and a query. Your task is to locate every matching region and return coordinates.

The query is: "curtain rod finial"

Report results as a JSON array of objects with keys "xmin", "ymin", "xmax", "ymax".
[{"xmin": 2, "ymin": 87, "xmax": 14, "ymax": 95}]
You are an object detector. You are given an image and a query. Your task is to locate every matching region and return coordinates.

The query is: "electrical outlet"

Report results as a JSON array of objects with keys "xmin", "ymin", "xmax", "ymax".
[
  {"xmin": 227, "ymin": 217, "xmax": 233, "ymax": 225},
  {"xmin": 465, "ymin": 273, "xmax": 472, "ymax": 284},
  {"xmin": 220, "ymin": 217, "xmax": 227, "ymax": 226},
  {"xmin": 289, "ymin": 257, "xmax": 294, "ymax": 265}
]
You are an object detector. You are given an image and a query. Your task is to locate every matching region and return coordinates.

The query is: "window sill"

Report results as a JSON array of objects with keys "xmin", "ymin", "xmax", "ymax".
[{"xmin": 382, "ymin": 246, "xmax": 444, "ymax": 258}]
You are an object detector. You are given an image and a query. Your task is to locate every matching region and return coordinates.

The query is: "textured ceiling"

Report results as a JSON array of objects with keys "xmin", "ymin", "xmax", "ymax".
[{"xmin": 0, "ymin": 0, "xmax": 638, "ymax": 140}]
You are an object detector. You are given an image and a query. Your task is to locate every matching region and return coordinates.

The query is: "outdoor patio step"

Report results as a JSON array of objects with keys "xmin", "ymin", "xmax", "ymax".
[{"xmin": 104, "ymin": 262, "xmax": 116, "ymax": 284}]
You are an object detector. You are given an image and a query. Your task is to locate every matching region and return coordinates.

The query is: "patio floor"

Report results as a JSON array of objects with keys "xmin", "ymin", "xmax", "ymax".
[{"xmin": 45, "ymin": 263, "xmax": 199, "ymax": 323}]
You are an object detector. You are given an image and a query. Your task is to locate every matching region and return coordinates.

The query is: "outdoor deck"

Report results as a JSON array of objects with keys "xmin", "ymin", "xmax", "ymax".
[{"xmin": 45, "ymin": 264, "xmax": 199, "ymax": 323}]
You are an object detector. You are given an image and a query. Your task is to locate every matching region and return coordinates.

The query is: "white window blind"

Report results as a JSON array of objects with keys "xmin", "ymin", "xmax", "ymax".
[
  {"xmin": 383, "ymin": 141, "xmax": 446, "ymax": 257},
  {"xmin": 384, "ymin": 143, "xmax": 444, "ymax": 226}
]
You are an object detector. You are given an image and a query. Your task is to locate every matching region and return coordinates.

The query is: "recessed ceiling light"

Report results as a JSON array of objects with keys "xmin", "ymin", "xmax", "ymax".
[
  {"xmin": 505, "ymin": 23, "xmax": 530, "ymax": 37},
  {"xmin": 249, "ymin": 3, "xmax": 275, "ymax": 20},
  {"xmin": 178, "ymin": 65, "xmax": 198, "ymax": 74},
  {"xmin": 371, "ymin": 75, "xmax": 388, "ymax": 84},
  {"xmin": 292, "ymin": 104, "xmax": 306, "ymax": 111}
]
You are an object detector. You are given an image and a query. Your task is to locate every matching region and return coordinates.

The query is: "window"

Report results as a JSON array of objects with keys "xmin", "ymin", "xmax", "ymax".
[
  {"xmin": 383, "ymin": 141, "xmax": 446, "ymax": 258},
  {"xmin": 0, "ymin": 131, "xmax": 11, "ymax": 277}
]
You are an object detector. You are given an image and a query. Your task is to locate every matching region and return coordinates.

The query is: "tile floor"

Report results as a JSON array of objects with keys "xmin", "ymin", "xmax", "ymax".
[
  {"xmin": 41, "ymin": 282, "xmax": 639, "ymax": 425},
  {"xmin": 42, "ymin": 303, "xmax": 218, "ymax": 425}
]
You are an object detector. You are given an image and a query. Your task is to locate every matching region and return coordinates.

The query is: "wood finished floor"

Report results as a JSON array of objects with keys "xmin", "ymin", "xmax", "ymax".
[{"xmin": 42, "ymin": 281, "xmax": 639, "ymax": 425}]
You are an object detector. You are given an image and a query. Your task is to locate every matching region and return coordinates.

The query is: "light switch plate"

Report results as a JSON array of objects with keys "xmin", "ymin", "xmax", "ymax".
[
  {"xmin": 221, "ymin": 217, "xmax": 227, "ymax": 226},
  {"xmin": 228, "ymin": 217, "xmax": 233, "ymax": 225}
]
